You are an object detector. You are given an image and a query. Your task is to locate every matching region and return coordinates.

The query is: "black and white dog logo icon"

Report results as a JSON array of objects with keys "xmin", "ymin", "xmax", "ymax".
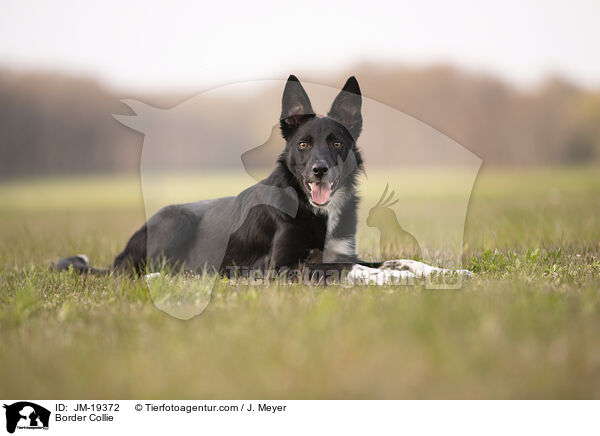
[{"xmin": 3, "ymin": 402, "xmax": 50, "ymax": 434}]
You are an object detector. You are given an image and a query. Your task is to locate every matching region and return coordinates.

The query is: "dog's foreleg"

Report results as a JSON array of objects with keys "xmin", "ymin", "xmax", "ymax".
[
  {"xmin": 380, "ymin": 259, "xmax": 473, "ymax": 278},
  {"xmin": 346, "ymin": 264, "xmax": 417, "ymax": 286}
]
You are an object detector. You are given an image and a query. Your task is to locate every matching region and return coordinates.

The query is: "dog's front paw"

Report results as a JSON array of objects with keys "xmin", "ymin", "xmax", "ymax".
[
  {"xmin": 381, "ymin": 259, "xmax": 473, "ymax": 279},
  {"xmin": 347, "ymin": 264, "xmax": 416, "ymax": 286}
]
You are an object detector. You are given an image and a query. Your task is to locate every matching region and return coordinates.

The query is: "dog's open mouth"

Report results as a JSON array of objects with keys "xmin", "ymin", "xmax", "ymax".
[{"xmin": 305, "ymin": 181, "xmax": 334, "ymax": 206}]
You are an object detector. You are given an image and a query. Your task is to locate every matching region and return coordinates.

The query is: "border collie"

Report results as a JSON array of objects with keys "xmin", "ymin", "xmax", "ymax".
[{"xmin": 56, "ymin": 75, "xmax": 468, "ymax": 283}]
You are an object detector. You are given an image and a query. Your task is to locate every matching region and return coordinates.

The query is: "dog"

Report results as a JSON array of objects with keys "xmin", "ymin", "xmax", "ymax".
[{"xmin": 56, "ymin": 75, "xmax": 470, "ymax": 284}]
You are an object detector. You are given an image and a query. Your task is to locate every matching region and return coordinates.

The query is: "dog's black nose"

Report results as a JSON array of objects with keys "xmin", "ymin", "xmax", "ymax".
[{"xmin": 312, "ymin": 162, "xmax": 329, "ymax": 177}]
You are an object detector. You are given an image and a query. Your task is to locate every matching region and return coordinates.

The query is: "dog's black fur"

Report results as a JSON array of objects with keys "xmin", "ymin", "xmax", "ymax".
[{"xmin": 56, "ymin": 75, "xmax": 381, "ymax": 277}]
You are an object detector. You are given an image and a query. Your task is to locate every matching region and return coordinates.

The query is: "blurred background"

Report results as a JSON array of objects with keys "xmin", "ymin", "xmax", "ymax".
[
  {"xmin": 2, "ymin": 0, "xmax": 600, "ymax": 400},
  {"xmin": 1, "ymin": 0, "xmax": 600, "ymax": 179}
]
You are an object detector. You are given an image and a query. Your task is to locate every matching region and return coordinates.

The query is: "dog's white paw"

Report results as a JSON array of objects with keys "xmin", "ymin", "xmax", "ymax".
[
  {"xmin": 347, "ymin": 260, "xmax": 473, "ymax": 286},
  {"xmin": 381, "ymin": 259, "xmax": 473, "ymax": 279},
  {"xmin": 347, "ymin": 264, "xmax": 416, "ymax": 286}
]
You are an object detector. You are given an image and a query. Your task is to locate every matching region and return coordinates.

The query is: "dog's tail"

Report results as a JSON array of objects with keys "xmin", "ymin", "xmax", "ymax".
[{"xmin": 53, "ymin": 255, "xmax": 111, "ymax": 275}]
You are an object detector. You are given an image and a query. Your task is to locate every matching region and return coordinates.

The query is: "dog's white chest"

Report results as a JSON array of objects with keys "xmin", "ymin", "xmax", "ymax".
[{"xmin": 321, "ymin": 190, "xmax": 356, "ymax": 261}]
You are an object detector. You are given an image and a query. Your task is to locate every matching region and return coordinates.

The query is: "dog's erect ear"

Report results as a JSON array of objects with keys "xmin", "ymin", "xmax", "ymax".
[
  {"xmin": 327, "ymin": 76, "xmax": 362, "ymax": 140},
  {"xmin": 280, "ymin": 75, "xmax": 315, "ymax": 139}
]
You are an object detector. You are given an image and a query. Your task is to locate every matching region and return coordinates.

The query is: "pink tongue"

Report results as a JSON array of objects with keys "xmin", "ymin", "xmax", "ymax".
[{"xmin": 310, "ymin": 183, "xmax": 331, "ymax": 205}]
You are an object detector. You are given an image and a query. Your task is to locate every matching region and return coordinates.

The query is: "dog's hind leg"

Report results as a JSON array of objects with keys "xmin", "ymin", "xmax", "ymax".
[
  {"xmin": 113, "ymin": 223, "xmax": 148, "ymax": 274},
  {"xmin": 114, "ymin": 205, "xmax": 199, "ymax": 274}
]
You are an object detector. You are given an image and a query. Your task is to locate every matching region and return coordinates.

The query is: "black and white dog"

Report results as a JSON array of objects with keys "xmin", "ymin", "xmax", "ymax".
[{"xmin": 57, "ymin": 76, "xmax": 467, "ymax": 284}]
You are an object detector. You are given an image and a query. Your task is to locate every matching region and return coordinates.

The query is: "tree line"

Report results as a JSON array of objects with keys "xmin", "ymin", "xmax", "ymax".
[{"xmin": 1, "ymin": 64, "xmax": 599, "ymax": 179}]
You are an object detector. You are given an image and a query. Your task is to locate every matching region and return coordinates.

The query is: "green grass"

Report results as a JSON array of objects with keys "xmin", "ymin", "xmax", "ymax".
[{"xmin": 1, "ymin": 167, "xmax": 600, "ymax": 398}]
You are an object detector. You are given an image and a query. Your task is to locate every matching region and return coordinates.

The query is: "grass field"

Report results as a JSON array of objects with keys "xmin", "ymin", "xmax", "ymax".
[{"xmin": 1, "ymin": 167, "xmax": 599, "ymax": 399}]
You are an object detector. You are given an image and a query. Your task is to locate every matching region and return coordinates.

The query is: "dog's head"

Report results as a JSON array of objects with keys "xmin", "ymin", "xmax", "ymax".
[{"xmin": 278, "ymin": 75, "xmax": 363, "ymax": 208}]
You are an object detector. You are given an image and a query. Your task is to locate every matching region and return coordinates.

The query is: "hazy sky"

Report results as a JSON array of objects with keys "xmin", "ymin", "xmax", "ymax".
[{"xmin": 0, "ymin": 0, "xmax": 599, "ymax": 92}]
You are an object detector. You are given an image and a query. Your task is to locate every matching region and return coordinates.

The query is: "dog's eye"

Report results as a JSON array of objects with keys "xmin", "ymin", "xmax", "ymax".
[
  {"xmin": 333, "ymin": 141, "xmax": 343, "ymax": 149},
  {"xmin": 298, "ymin": 141, "xmax": 310, "ymax": 150}
]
